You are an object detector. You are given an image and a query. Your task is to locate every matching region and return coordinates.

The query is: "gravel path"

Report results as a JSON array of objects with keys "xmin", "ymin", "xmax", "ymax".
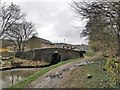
[{"xmin": 26, "ymin": 56, "xmax": 101, "ymax": 88}]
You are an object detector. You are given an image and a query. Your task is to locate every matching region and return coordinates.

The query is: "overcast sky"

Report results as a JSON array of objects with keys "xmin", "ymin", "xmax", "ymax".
[{"xmin": 1, "ymin": 0, "xmax": 88, "ymax": 45}]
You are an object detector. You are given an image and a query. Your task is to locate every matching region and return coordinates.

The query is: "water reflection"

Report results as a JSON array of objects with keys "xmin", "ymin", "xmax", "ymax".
[{"xmin": 1, "ymin": 68, "xmax": 38, "ymax": 89}]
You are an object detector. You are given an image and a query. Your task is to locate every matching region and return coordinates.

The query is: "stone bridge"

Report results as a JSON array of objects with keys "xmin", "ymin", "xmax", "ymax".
[{"xmin": 15, "ymin": 48, "xmax": 85, "ymax": 65}]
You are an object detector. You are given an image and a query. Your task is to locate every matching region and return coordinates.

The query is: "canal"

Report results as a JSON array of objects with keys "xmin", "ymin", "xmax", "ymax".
[{"xmin": 0, "ymin": 68, "xmax": 38, "ymax": 89}]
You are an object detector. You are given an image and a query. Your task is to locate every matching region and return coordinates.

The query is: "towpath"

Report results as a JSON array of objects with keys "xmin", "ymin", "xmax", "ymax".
[{"xmin": 26, "ymin": 55, "xmax": 102, "ymax": 88}]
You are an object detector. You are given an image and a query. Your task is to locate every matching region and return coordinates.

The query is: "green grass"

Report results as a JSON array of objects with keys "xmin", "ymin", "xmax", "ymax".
[
  {"xmin": 85, "ymin": 50, "xmax": 95, "ymax": 57},
  {"xmin": 66, "ymin": 60, "xmax": 115, "ymax": 88},
  {"xmin": 8, "ymin": 58, "xmax": 80, "ymax": 89}
]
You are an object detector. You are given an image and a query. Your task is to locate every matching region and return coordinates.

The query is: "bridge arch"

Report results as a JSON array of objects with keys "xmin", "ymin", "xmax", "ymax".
[{"xmin": 50, "ymin": 51, "xmax": 61, "ymax": 65}]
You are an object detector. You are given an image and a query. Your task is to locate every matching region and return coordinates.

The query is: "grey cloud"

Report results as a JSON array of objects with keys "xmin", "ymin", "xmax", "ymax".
[{"xmin": 13, "ymin": 1, "xmax": 87, "ymax": 44}]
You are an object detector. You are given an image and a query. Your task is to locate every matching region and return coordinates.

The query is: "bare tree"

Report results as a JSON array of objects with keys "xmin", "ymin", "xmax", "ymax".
[
  {"xmin": 0, "ymin": 2, "xmax": 25, "ymax": 38},
  {"xmin": 0, "ymin": 2, "xmax": 37, "ymax": 51},
  {"xmin": 5, "ymin": 21, "xmax": 37, "ymax": 51}
]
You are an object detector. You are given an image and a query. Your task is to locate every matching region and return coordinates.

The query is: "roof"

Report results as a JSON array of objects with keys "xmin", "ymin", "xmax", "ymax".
[
  {"xmin": 28, "ymin": 36, "xmax": 54, "ymax": 45},
  {"xmin": 54, "ymin": 43, "xmax": 72, "ymax": 45}
]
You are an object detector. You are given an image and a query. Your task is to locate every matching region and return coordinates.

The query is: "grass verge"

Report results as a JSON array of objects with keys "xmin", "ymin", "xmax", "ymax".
[
  {"xmin": 8, "ymin": 58, "xmax": 80, "ymax": 89},
  {"xmin": 85, "ymin": 50, "xmax": 95, "ymax": 57},
  {"xmin": 65, "ymin": 59, "xmax": 115, "ymax": 88}
]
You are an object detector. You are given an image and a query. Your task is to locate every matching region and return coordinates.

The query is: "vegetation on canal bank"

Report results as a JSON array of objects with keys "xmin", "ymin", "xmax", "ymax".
[
  {"xmin": 8, "ymin": 58, "xmax": 80, "ymax": 89},
  {"xmin": 1, "ymin": 58, "xmax": 48, "ymax": 69},
  {"xmin": 103, "ymin": 57, "xmax": 120, "ymax": 88}
]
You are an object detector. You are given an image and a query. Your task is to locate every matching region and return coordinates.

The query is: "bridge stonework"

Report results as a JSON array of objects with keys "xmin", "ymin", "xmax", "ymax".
[{"xmin": 15, "ymin": 48, "xmax": 84, "ymax": 65}]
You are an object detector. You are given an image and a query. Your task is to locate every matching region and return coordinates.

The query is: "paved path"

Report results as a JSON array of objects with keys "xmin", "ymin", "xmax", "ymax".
[{"xmin": 26, "ymin": 56, "xmax": 101, "ymax": 88}]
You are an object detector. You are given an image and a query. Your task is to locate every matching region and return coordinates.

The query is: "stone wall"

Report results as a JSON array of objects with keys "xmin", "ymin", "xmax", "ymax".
[{"xmin": 15, "ymin": 48, "xmax": 85, "ymax": 65}]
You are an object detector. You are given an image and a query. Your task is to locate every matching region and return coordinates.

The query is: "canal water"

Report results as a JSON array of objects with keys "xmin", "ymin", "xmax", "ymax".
[{"xmin": 0, "ymin": 68, "xmax": 38, "ymax": 89}]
